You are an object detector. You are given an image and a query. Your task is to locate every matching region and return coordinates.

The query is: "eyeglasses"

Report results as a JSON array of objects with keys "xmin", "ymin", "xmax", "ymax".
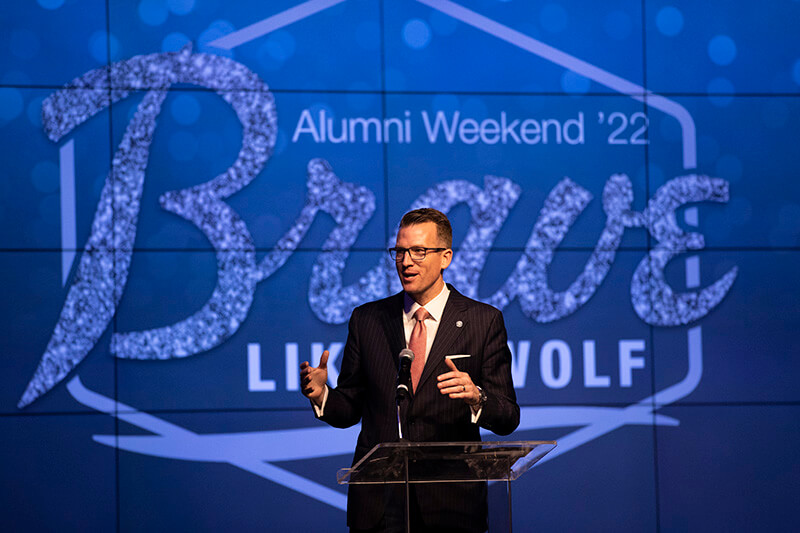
[{"xmin": 388, "ymin": 247, "xmax": 448, "ymax": 262}]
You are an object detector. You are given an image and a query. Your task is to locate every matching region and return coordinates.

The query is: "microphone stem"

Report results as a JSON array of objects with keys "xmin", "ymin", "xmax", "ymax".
[{"xmin": 397, "ymin": 403, "xmax": 403, "ymax": 440}]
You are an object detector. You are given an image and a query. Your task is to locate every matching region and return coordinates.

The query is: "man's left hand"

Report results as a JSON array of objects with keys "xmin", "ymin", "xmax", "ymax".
[{"xmin": 437, "ymin": 358, "xmax": 481, "ymax": 406}]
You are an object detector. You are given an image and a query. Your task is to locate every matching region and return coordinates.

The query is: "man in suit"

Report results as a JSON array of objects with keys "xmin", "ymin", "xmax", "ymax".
[{"xmin": 301, "ymin": 208, "xmax": 519, "ymax": 532}]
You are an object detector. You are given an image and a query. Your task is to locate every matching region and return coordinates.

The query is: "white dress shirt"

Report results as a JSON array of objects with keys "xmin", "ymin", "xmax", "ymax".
[{"xmin": 402, "ymin": 283, "xmax": 450, "ymax": 363}]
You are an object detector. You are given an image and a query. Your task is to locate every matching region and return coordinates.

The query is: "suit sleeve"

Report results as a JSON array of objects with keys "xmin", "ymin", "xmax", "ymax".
[
  {"xmin": 477, "ymin": 309, "xmax": 520, "ymax": 436},
  {"xmin": 316, "ymin": 307, "xmax": 365, "ymax": 429}
]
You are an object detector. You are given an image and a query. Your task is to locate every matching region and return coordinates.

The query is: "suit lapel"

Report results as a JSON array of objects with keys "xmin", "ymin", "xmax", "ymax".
[
  {"xmin": 417, "ymin": 286, "xmax": 468, "ymax": 391},
  {"xmin": 380, "ymin": 292, "xmax": 406, "ymax": 368}
]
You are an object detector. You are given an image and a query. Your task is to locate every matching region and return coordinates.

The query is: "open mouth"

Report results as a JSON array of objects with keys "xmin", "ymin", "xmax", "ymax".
[{"xmin": 401, "ymin": 271, "xmax": 418, "ymax": 282}]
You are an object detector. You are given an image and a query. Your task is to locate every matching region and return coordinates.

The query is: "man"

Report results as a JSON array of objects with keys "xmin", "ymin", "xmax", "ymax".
[{"xmin": 301, "ymin": 208, "xmax": 519, "ymax": 532}]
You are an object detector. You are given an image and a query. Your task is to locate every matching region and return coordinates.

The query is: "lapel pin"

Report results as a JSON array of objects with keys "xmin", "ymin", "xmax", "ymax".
[{"xmin": 456, "ymin": 320, "xmax": 463, "ymax": 328}]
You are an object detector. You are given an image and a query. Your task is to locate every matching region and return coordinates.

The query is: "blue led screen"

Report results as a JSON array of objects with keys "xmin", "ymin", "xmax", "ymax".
[{"xmin": 1, "ymin": 0, "xmax": 799, "ymax": 530}]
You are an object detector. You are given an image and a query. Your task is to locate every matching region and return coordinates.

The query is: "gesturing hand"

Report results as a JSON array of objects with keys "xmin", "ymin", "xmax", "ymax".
[
  {"xmin": 300, "ymin": 350, "xmax": 329, "ymax": 406},
  {"xmin": 437, "ymin": 357, "xmax": 481, "ymax": 406}
]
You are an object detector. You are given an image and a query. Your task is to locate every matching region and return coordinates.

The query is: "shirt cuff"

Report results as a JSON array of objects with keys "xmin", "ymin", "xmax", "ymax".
[
  {"xmin": 312, "ymin": 385, "xmax": 329, "ymax": 417},
  {"xmin": 470, "ymin": 404, "xmax": 482, "ymax": 423}
]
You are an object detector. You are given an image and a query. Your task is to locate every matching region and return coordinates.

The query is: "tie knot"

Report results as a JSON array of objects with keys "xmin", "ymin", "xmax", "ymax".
[{"xmin": 414, "ymin": 308, "xmax": 431, "ymax": 323}]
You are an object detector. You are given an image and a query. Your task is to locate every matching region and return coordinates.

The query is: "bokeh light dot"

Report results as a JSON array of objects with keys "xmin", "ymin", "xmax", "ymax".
[
  {"xmin": 266, "ymin": 31, "xmax": 296, "ymax": 62},
  {"xmin": 198, "ymin": 131, "xmax": 226, "ymax": 162},
  {"xmin": 89, "ymin": 32, "xmax": 106, "ymax": 63},
  {"xmin": 256, "ymin": 41, "xmax": 280, "ymax": 72},
  {"xmin": 274, "ymin": 129, "xmax": 288, "ymax": 156},
  {"xmin": 560, "ymin": 71, "xmax": 590, "ymax": 94},
  {"xmin": 403, "ymin": 19, "xmax": 431, "ymax": 50},
  {"xmin": 170, "ymin": 94, "xmax": 201, "ymax": 125},
  {"xmin": 88, "ymin": 31, "xmax": 121, "ymax": 64},
  {"xmin": 36, "ymin": 0, "xmax": 65, "ymax": 9},
  {"xmin": 198, "ymin": 20, "xmax": 236, "ymax": 58},
  {"xmin": 707, "ymin": 77, "xmax": 735, "ymax": 107},
  {"xmin": 108, "ymin": 33, "xmax": 120, "ymax": 61},
  {"xmin": 708, "ymin": 35, "xmax": 736, "ymax": 66},
  {"xmin": 655, "ymin": 6, "xmax": 683, "ymax": 36},
  {"xmin": 162, "ymin": 32, "xmax": 191, "ymax": 52},
  {"xmin": 138, "ymin": 0, "xmax": 169, "ymax": 26},
  {"xmin": 38, "ymin": 193, "xmax": 59, "ymax": 220},
  {"xmin": 429, "ymin": 10, "xmax": 458, "ymax": 36},
  {"xmin": 0, "ymin": 88, "xmax": 24, "ymax": 121},
  {"xmin": 167, "ymin": 0, "xmax": 195, "ymax": 16},
  {"xmin": 540, "ymin": 4, "xmax": 568, "ymax": 33},
  {"xmin": 792, "ymin": 59, "xmax": 800, "ymax": 86},
  {"xmin": 308, "ymin": 102, "xmax": 335, "ymax": 123},
  {"xmin": 27, "ymin": 96, "xmax": 44, "ymax": 127}
]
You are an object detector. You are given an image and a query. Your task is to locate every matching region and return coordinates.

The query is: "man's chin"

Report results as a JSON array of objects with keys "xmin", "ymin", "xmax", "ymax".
[{"xmin": 400, "ymin": 280, "xmax": 420, "ymax": 296}]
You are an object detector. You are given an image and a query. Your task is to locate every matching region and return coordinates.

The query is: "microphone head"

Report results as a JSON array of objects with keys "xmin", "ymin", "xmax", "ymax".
[{"xmin": 399, "ymin": 348, "xmax": 415, "ymax": 361}]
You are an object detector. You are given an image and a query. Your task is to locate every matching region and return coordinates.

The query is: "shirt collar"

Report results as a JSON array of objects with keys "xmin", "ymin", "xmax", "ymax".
[{"xmin": 403, "ymin": 283, "xmax": 450, "ymax": 323}]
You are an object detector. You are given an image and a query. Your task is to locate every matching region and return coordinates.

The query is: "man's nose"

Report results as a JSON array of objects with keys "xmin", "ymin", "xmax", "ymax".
[{"xmin": 401, "ymin": 250, "xmax": 415, "ymax": 266}]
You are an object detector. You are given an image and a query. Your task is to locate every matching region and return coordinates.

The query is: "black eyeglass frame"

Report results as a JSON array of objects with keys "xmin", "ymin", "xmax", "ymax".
[{"xmin": 387, "ymin": 247, "xmax": 449, "ymax": 262}]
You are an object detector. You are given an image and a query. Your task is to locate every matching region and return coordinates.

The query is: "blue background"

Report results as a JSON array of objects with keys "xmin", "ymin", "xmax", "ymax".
[{"xmin": 1, "ymin": 0, "xmax": 799, "ymax": 531}]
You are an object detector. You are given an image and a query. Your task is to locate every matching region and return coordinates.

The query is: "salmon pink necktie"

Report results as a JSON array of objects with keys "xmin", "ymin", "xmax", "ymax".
[{"xmin": 409, "ymin": 308, "xmax": 431, "ymax": 392}]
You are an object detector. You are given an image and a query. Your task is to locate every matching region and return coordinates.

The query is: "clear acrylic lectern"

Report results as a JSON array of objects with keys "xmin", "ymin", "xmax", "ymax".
[{"xmin": 337, "ymin": 441, "xmax": 556, "ymax": 532}]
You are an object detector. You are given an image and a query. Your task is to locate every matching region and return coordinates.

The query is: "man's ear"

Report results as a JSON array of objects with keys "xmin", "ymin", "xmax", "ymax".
[{"xmin": 440, "ymin": 248, "xmax": 453, "ymax": 270}]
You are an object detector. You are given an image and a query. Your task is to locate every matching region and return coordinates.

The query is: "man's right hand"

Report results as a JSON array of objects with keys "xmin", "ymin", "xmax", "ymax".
[{"xmin": 300, "ymin": 350, "xmax": 329, "ymax": 406}]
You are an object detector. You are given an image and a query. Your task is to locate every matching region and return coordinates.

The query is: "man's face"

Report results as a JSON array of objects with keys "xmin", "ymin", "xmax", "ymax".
[{"xmin": 395, "ymin": 221, "xmax": 452, "ymax": 305}]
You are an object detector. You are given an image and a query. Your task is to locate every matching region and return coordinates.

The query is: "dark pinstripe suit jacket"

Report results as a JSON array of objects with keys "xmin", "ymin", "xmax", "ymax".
[{"xmin": 319, "ymin": 285, "xmax": 520, "ymax": 531}]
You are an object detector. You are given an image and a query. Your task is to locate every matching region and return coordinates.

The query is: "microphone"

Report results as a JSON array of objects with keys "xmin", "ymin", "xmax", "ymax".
[{"xmin": 396, "ymin": 348, "xmax": 415, "ymax": 402}]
